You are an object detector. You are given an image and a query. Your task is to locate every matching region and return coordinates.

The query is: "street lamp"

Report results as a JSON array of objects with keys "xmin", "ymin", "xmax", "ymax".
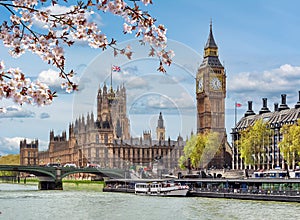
[
  {"xmin": 124, "ymin": 160, "xmax": 130, "ymax": 191},
  {"xmin": 56, "ymin": 157, "xmax": 61, "ymax": 165}
]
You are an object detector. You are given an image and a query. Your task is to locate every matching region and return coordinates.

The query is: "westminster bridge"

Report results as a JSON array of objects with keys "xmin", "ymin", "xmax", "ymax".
[{"xmin": 0, "ymin": 165, "xmax": 125, "ymax": 190}]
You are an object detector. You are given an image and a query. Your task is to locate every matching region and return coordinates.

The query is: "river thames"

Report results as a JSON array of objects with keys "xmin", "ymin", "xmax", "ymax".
[{"xmin": 1, "ymin": 183, "xmax": 300, "ymax": 220}]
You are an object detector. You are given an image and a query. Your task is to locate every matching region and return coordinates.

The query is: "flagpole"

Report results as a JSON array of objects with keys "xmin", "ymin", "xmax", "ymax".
[
  {"xmin": 110, "ymin": 64, "xmax": 113, "ymax": 92},
  {"xmin": 235, "ymin": 102, "xmax": 237, "ymax": 127}
]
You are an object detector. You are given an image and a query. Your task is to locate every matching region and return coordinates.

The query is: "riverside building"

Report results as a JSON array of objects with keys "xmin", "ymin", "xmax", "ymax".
[
  {"xmin": 21, "ymin": 83, "xmax": 185, "ymax": 174},
  {"xmin": 231, "ymin": 92, "xmax": 300, "ymax": 170}
]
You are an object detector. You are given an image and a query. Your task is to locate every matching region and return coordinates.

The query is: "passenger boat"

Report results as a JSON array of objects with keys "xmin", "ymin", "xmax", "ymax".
[
  {"xmin": 252, "ymin": 169, "xmax": 289, "ymax": 178},
  {"xmin": 135, "ymin": 182, "xmax": 189, "ymax": 197}
]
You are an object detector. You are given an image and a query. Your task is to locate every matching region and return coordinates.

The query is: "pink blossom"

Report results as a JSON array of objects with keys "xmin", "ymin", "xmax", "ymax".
[{"xmin": 0, "ymin": 0, "xmax": 173, "ymax": 106}]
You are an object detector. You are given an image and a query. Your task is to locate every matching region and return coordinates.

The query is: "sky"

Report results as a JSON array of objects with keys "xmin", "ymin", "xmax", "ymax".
[{"xmin": 1, "ymin": 0, "xmax": 300, "ymax": 155}]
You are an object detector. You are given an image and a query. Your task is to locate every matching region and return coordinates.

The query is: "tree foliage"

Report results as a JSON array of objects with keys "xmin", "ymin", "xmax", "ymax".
[
  {"xmin": 238, "ymin": 119, "xmax": 272, "ymax": 167},
  {"xmin": 278, "ymin": 119, "xmax": 300, "ymax": 167},
  {"xmin": 0, "ymin": 0, "xmax": 173, "ymax": 107},
  {"xmin": 0, "ymin": 154, "xmax": 20, "ymax": 176},
  {"xmin": 179, "ymin": 132, "xmax": 221, "ymax": 170},
  {"xmin": 0, "ymin": 154, "xmax": 20, "ymax": 165}
]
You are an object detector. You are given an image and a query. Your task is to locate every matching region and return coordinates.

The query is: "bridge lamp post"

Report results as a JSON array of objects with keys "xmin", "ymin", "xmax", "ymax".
[
  {"xmin": 124, "ymin": 160, "xmax": 130, "ymax": 191},
  {"xmin": 81, "ymin": 146, "xmax": 83, "ymax": 168},
  {"xmin": 39, "ymin": 159, "xmax": 44, "ymax": 166},
  {"xmin": 56, "ymin": 157, "xmax": 61, "ymax": 164}
]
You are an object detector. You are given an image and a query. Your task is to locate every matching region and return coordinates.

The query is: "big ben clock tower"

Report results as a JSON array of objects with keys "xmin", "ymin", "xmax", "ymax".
[
  {"xmin": 196, "ymin": 22, "xmax": 226, "ymax": 134},
  {"xmin": 196, "ymin": 22, "xmax": 229, "ymax": 169}
]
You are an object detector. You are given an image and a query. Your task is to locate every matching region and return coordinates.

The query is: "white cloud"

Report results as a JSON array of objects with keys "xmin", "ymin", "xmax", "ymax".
[
  {"xmin": 277, "ymin": 64, "xmax": 300, "ymax": 77},
  {"xmin": 32, "ymin": 5, "xmax": 75, "ymax": 29},
  {"xmin": 0, "ymin": 137, "xmax": 24, "ymax": 154},
  {"xmin": 33, "ymin": 5, "xmax": 101, "ymax": 27},
  {"xmin": 126, "ymin": 76, "xmax": 149, "ymax": 89},
  {"xmin": 38, "ymin": 69, "xmax": 62, "ymax": 87},
  {"xmin": 173, "ymin": 92, "xmax": 195, "ymax": 109},
  {"xmin": 128, "ymin": 90, "xmax": 195, "ymax": 116},
  {"xmin": 146, "ymin": 92, "xmax": 194, "ymax": 110},
  {"xmin": 226, "ymin": 64, "xmax": 300, "ymax": 113},
  {"xmin": 37, "ymin": 69, "xmax": 80, "ymax": 93},
  {"xmin": 0, "ymin": 137, "xmax": 48, "ymax": 155},
  {"xmin": 40, "ymin": 112, "xmax": 50, "ymax": 119},
  {"xmin": 0, "ymin": 106, "xmax": 35, "ymax": 118},
  {"xmin": 228, "ymin": 64, "xmax": 300, "ymax": 101},
  {"xmin": 229, "ymin": 64, "xmax": 300, "ymax": 92},
  {"xmin": 147, "ymin": 96, "xmax": 170, "ymax": 109},
  {"xmin": 110, "ymin": 67, "xmax": 150, "ymax": 90}
]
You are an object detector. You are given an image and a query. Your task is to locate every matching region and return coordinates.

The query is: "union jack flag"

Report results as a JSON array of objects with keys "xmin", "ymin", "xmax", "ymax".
[{"xmin": 112, "ymin": 65, "xmax": 121, "ymax": 72}]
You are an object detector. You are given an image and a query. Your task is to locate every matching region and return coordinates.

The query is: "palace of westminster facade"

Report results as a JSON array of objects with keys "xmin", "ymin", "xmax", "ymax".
[
  {"xmin": 20, "ymin": 23, "xmax": 233, "ymax": 171},
  {"xmin": 21, "ymin": 23, "xmax": 300, "ymax": 172}
]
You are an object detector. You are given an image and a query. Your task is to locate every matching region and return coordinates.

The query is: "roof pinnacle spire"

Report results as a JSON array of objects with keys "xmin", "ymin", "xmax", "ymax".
[
  {"xmin": 205, "ymin": 20, "xmax": 218, "ymax": 49},
  {"xmin": 200, "ymin": 21, "xmax": 222, "ymax": 67}
]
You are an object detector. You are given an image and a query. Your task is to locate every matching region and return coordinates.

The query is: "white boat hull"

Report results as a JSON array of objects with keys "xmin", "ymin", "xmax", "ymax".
[
  {"xmin": 135, "ymin": 189, "xmax": 189, "ymax": 197},
  {"xmin": 135, "ymin": 182, "xmax": 190, "ymax": 197}
]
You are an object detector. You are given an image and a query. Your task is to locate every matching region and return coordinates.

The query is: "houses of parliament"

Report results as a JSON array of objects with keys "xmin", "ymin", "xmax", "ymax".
[{"xmin": 20, "ymin": 23, "xmax": 233, "ymax": 172}]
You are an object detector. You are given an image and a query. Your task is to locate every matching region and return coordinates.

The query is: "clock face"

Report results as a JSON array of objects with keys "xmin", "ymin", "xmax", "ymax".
[
  {"xmin": 198, "ymin": 78, "xmax": 203, "ymax": 92},
  {"xmin": 210, "ymin": 77, "xmax": 222, "ymax": 90}
]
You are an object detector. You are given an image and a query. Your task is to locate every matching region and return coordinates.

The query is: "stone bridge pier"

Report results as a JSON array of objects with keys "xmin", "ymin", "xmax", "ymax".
[{"xmin": 38, "ymin": 168, "xmax": 63, "ymax": 190}]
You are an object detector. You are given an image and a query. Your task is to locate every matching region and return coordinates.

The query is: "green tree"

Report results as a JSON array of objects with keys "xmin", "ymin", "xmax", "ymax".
[
  {"xmin": 238, "ymin": 119, "xmax": 272, "ymax": 169},
  {"xmin": 279, "ymin": 123, "xmax": 293, "ymax": 167},
  {"xmin": 278, "ymin": 119, "xmax": 300, "ymax": 168},
  {"xmin": 179, "ymin": 134, "xmax": 198, "ymax": 170},
  {"xmin": 238, "ymin": 128, "xmax": 253, "ymax": 165},
  {"xmin": 179, "ymin": 132, "xmax": 221, "ymax": 170},
  {"xmin": 0, "ymin": 154, "xmax": 20, "ymax": 176}
]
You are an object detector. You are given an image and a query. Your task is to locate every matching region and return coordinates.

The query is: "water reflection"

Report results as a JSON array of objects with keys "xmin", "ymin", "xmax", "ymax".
[{"xmin": 1, "ymin": 184, "xmax": 300, "ymax": 220}]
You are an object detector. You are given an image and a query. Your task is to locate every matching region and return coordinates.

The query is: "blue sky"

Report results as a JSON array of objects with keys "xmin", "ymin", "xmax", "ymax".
[{"xmin": 1, "ymin": 0, "xmax": 300, "ymax": 155}]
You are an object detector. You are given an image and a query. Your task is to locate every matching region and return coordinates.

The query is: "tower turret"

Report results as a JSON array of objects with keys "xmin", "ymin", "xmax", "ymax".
[
  {"xmin": 156, "ymin": 112, "xmax": 165, "ymax": 141},
  {"xmin": 97, "ymin": 86, "xmax": 102, "ymax": 121},
  {"xmin": 50, "ymin": 130, "xmax": 54, "ymax": 141}
]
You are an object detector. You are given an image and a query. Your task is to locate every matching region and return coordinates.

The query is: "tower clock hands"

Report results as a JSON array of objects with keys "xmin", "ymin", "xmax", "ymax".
[{"xmin": 210, "ymin": 77, "xmax": 221, "ymax": 90}]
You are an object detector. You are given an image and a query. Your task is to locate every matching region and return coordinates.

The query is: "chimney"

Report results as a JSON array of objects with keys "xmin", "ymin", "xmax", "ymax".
[
  {"xmin": 259, "ymin": 98, "xmax": 271, "ymax": 114},
  {"xmin": 274, "ymin": 103, "xmax": 279, "ymax": 112},
  {"xmin": 295, "ymin": 91, "xmax": 300, "ymax": 109},
  {"xmin": 244, "ymin": 101, "xmax": 256, "ymax": 117},
  {"xmin": 278, "ymin": 94, "xmax": 289, "ymax": 111}
]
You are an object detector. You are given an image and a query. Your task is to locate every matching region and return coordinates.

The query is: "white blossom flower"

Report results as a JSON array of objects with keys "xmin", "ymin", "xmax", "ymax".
[
  {"xmin": 0, "ymin": 61, "xmax": 5, "ymax": 70},
  {"xmin": 0, "ymin": 0, "xmax": 172, "ymax": 106}
]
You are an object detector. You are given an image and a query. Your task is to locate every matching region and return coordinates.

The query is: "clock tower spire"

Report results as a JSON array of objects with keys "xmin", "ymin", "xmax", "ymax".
[
  {"xmin": 196, "ymin": 22, "xmax": 226, "ymax": 134},
  {"xmin": 196, "ymin": 22, "xmax": 229, "ymax": 169},
  {"xmin": 204, "ymin": 20, "xmax": 218, "ymax": 58}
]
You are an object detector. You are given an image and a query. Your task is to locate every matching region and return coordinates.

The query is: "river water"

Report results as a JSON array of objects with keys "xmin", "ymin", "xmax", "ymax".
[{"xmin": 1, "ymin": 183, "xmax": 300, "ymax": 220}]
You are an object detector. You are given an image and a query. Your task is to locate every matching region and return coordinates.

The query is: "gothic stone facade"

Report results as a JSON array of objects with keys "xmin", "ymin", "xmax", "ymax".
[
  {"xmin": 20, "ymin": 139, "xmax": 39, "ymax": 165},
  {"xmin": 29, "ymin": 84, "xmax": 185, "ymax": 173}
]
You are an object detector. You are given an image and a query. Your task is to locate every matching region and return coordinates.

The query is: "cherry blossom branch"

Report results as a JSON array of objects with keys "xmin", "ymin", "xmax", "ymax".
[{"xmin": 0, "ymin": 0, "xmax": 173, "ymax": 106}]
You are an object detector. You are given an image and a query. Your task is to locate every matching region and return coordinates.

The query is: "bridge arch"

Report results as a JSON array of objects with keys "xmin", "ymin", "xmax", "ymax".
[
  {"xmin": 60, "ymin": 168, "xmax": 125, "ymax": 179},
  {"xmin": 0, "ymin": 165, "xmax": 56, "ymax": 179},
  {"xmin": 0, "ymin": 165, "xmax": 125, "ymax": 190}
]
